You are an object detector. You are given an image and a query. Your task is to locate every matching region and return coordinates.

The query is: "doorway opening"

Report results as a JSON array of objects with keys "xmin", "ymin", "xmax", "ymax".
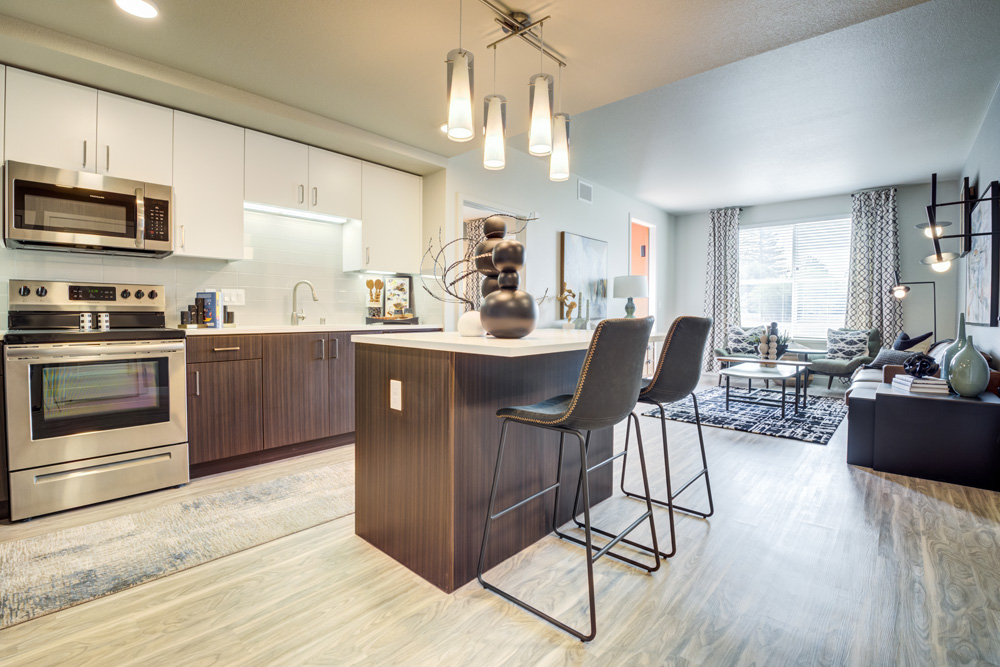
[{"xmin": 631, "ymin": 218, "xmax": 656, "ymax": 374}]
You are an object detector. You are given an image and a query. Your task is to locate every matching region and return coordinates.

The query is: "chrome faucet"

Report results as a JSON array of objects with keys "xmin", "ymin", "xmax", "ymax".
[{"xmin": 291, "ymin": 280, "xmax": 319, "ymax": 325}]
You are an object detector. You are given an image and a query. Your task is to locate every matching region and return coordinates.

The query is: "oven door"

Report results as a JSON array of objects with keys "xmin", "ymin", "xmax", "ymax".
[{"xmin": 4, "ymin": 340, "xmax": 187, "ymax": 471}]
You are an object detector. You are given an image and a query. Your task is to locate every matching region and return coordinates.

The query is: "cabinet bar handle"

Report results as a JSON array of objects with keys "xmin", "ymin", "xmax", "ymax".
[
  {"xmin": 366, "ymin": 247, "xmax": 370, "ymax": 265},
  {"xmin": 195, "ymin": 370, "xmax": 200, "ymax": 397},
  {"xmin": 83, "ymin": 140, "xmax": 87, "ymax": 167},
  {"xmin": 299, "ymin": 184, "xmax": 305, "ymax": 203},
  {"xmin": 213, "ymin": 346, "xmax": 240, "ymax": 352},
  {"xmin": 106, "ymin": 145, "xmax": 110, "ymax": 172},
  {"xmin": 320, "ymin": 338, "xmax": 326, "ymax": 360},
  {"xmin": 181, "ymin": 225, "xmax": 186, "ymax": 249},
  {"xmin": 312, "ymin": 187, "xmax": 318, "ymax": 206},
  {"xmin": 332, "ymin": 337, "xmax": 339, "ymax": 359}
]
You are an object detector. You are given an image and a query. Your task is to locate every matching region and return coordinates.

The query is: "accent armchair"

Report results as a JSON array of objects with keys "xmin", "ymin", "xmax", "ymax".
[{"xmin": 808, "ymin": 328, "xmax": 881, "ymax": 389}]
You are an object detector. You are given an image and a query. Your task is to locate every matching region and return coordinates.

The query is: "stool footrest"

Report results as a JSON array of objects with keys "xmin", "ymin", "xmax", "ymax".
[
  {"xmin": 491, "ymin": 482, "xmax": 560, "ymax": 521},
  {"xmin": 557, "ymin": 510, "xmax": 658, "ymax": 571},
  {"xmin": 585, "ymin": 450, "xmax": 626, "ymax": 474}
]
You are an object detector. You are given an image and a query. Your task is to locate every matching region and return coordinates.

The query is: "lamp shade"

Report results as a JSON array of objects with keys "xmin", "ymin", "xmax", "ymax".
[
  {"xmin": 613, "ymin": 275, "xmax": 648, "ymax": 298},
  {"xmin": 483, "ymin": 94, "xmax": 506, "ymax": 170},
  {"xmin": 446, "ymin": 49, "xmax": 474, "ymax": 142},
  {"xmin": 527, "ymin": 73, "xmax": 553, "ymax": 156}
]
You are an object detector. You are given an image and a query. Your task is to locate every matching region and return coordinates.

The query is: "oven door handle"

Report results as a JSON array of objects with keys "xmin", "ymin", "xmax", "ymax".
[{"xmin": 9, "ymin": 342, "xmax": 186, "ymax": 359}]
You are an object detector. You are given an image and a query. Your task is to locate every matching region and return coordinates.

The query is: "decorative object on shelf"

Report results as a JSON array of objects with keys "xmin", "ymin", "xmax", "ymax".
[
  {"xmin": 560, "ymin": 232, "xmax": 607, "ymax": 322},
  {"xmin": 457, "ymin": 310, "xmax": 486, "ymax": 337},
  {"xmin": 612, "ymin": 275, "xmax": 648, "ymax": 318},
  {"xmin": 573, "ymin": 299, "xmax": 589, "ymax": 330},
  {"xmin": 903, "ymin": 353, "xmax": 940, "ymax": 379},
  {"xmin": 384, "ymin": 276, "xmax": 411, "ymax": 313},
  {"xmin": 440, "ymin": 4, "xmax": 570, "ymax": 178},
  {"xmin": 365, "ymin": 278, "xmax": 384, "ymax": 318},
  {"xmin": 419, "ymin": 213, "xmax": 542, "ymax": 338},
  {"xmin": 557, "ymin": 282, "xmax": 577, "ymax": 329},
  {"xmin": 478, "ymin": 217, "xmax": 538, "ymax": 338},
  {"xmin": 941, "ymin": 313, "xmax": 967, "ymax": 385},
  {"xmin": 966, "ymin": 181, "xmax": 999, "ymax": 326},
  {"xmin": 948, "ymin": 335, "xmax": 990, "ymax": 397}
]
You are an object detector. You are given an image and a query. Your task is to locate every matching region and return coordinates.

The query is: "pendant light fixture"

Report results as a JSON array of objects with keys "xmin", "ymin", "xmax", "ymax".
[
  {"xmin": 446, "ymin": 0, "xmax": 475, "ymax": 142},
  {"xmin": 527, "ymin": 21, "xmax": 553, "ymax": 156},
  {"xmin": 483, "ymin": 46, "xmax": 506, "ymax": 170},
  {"xmin": 549, "ymin": 65, "xmax": 570, "ymax": 181}
]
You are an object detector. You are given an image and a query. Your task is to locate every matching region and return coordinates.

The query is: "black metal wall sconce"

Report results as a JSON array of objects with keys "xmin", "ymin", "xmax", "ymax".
[{"xmin": 921, "ymin": 173, "xmax": 1000, "ymax": 271}]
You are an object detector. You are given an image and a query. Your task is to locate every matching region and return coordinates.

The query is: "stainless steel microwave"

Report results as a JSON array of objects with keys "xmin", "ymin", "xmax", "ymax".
[{"xmin": 4, "ymin": 160, "xmax": 173, "ymax": 257}]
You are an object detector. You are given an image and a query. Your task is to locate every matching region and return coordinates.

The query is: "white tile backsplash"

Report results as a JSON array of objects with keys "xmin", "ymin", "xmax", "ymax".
[{"xmin": 0, "ymin": 211, "xmax": 444, "ymax": 327}]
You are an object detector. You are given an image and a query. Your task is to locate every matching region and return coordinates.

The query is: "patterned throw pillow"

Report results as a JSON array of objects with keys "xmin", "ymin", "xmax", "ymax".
[
  {"xmin": 826, "ymin": 328, "xmax": 870, "ymax": 360},
  {"xmin": 727, "ymin": 325, "xmax": 765, "ymax": 355},
  {"xmin": 866, "ymin": 347, "xmax": 915, "ymax": 369}
]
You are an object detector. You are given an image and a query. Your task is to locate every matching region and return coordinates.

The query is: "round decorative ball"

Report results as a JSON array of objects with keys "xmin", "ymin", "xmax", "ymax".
[
  {"xmin": 480, "ymin": 289, "xmax": 538, "ymax": 339},
  {"xmin": 474, "ymin": 238, "xmax": 502, "ymax": 276},
  {"xmin": 497, "ymin": 270, "xmax": 519, "ymax": 289},
  {"xmin": 492, "ymin": 239, "xmax": 525, "ymax": 273},
  {"xmin": 903, "ymin": 353, "xmax": 939, "ymax": 378},
  {"xmin": 483, "ymin": 216, "xmax": 508, "ymax": 239},
  {"xmin": 457, "ymin": 310, "xmax": 486, "ymax": 337},
  {"xmin": 481, "ymin": 276, "xmax": 500, "ymax": 297}
]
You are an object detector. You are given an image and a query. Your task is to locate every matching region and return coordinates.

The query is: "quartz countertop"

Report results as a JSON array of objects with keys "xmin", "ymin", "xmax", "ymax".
[
  {"xmin": 184, "ymin": 323, "xmax": 443, "ymax": 336},
  {"xmin": 352, "ymin": 328, "xmax": 668, "ymax": 358}
]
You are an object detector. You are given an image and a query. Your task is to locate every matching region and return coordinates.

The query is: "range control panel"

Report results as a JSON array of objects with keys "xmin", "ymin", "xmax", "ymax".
[{"xmin": 9, "ymin": 280, "xmax": 165, "ymax": 312}]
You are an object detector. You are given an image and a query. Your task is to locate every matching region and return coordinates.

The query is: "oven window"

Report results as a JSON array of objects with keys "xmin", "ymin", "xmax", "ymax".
[
  {"xmin": 30, "ymin": 358, "xmax": 170, "ymax": 439},
  {"xmin": 14, "ymin": 181, "xmax": 136, "ymax": 238}
]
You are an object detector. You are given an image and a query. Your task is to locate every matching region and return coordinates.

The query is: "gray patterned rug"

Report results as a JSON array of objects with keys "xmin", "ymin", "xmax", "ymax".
[
  {"xmin": 0, "ymin": 461, "xmax": 354, "ymax": 629},
  {"xmin": 642, "ymin": 387, "xmax": 847, "ymax": 445}
]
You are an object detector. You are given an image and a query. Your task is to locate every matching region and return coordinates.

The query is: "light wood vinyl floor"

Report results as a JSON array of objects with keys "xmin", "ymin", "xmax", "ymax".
[{"xmin": 2, "ymin": 377, "xmax": 999, "ymax": 666}]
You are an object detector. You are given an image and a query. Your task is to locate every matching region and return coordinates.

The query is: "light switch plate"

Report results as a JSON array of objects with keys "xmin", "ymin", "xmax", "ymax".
[
  {"xmin": 390, "ymin": 379, "xmax": 402, "ymax": 411},
  {"xmin": 221, "ymin": 288, "xmax": 246, "ymax": 305}
]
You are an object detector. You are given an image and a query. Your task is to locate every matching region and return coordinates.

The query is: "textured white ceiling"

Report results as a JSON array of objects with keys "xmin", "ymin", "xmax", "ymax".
[
  {"xmin": 566, "ymin": 0, "xmax": 1000, "ymax": 212},
  {"xmin": 0, "ymin": 0, "xmax": 926, "ymax": 161}
]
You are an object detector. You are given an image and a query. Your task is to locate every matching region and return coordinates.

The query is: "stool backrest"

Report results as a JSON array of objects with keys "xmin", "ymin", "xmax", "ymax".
[
  {"xmin": 562, "ymin": 317, "xmax": 655, "ymax": 431},
  {"xmin": 640, "ymin": 316, "xmax": 712, "ymax": 405}
]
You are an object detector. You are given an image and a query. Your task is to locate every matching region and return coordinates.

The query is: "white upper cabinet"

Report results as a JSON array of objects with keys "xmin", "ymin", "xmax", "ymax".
[
  {"xmin": 244, "ymin": 130, "xmax": 309, "ymax": 210},
  {"xmin": 96, "ymin": 91, "xmax": 174, "ymax": 185},
  {"xmin": 5, "ymin": 68, "xmax": 98, "ymax": 172},
  {"xmin": 173, "ymin": 112, "xmax": 245, "ymax": 260},
  {"xmin": 307, "ymin": 147, "xmax": 361, "ymax": 220},
  {"xmin": 4, "ymin": 68, "xmax": 173, "ymax": 184},
  {"xmin": 344, "ymin": 162, "xmax": 422, "ymax": 274},
  {"xmin": 0, "ymin": 67, "xmax": 5, "ymax": 163}
]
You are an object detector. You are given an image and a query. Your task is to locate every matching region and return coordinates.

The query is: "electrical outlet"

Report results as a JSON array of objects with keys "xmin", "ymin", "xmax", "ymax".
[
  {"xmin": 390, "ymin": 380, "xmax": 402, "ymax": 411},
  {"xmin": 221, "ymin": 288, "xmax": 246, "ymax": 305}
]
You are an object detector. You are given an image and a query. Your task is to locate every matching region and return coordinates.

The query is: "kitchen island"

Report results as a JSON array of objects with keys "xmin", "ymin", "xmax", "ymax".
[{"xmin": 352, "ymin": 328, "xmax": 666, "ymax": 593}]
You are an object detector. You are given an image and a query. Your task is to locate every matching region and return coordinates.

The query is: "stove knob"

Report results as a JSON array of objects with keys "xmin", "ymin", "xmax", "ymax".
[
  {"xmin": 148, "ymin": 290, "xmax": 158, "ymax": 300},
  {"xmin": 36, "ymin": 286, "xmax": 47, "ymax": 297},
  {"xmin": 121, "ymin": 289, "xmax": 131, "ymax": 299},
  {"xmin": 135, "ymin": 290, "xmax": 145, "ymax": 299},
  {"xmin": 17, "ymin": 285, "xmax": 30, "ymax": 297}
]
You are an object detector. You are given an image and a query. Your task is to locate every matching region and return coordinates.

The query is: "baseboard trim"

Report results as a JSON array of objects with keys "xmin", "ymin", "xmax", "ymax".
[{"xmin": 190, "ymin": 433, "xmax": 355, "ymax": 479}]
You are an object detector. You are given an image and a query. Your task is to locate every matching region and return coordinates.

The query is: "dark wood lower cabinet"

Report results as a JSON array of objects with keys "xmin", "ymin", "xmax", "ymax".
[
  {"xmin": 262, "ymin": 333, "xmax": 330, "ymax": 449},
  {"xmin": 187, "ymin": 360, "xmax": 263, "ymax": 464},
  {"xmin": 329, "ymin": 332, "xmax": 356, "ymax": 436}
]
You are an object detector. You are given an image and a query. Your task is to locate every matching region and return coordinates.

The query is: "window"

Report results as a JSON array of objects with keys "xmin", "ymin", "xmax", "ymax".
[{"xmin": 739, "ymin": 218, "xmax": 852, "ymax": 338}]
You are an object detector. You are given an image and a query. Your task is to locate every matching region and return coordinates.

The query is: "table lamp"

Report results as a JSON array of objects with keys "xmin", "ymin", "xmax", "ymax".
[{"xmin": 613, "ymin": 275, "xmax": 648, "ymax": 318}]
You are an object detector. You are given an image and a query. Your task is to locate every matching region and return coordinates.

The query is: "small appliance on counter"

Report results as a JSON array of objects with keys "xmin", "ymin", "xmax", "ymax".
[{"xmin": 4, "ymin": 279, "xmax": 189, "ymax": 521}]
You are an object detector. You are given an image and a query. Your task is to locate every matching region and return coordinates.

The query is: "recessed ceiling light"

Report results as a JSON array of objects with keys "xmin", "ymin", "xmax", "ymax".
[{"xmin": 115, "ymin": 0, "xmax": 159, "ymax": 19}]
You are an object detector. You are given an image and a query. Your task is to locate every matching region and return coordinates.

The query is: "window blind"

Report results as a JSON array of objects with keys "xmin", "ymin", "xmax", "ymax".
[{"xmin": 739, "ymin": 218, "xmax": 852, "ymax": 338}]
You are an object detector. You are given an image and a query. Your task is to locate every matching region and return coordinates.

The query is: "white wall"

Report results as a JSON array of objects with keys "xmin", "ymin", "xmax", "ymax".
[
  {"xmin": 426, "ymin": 148, "xmax": 673, "ymax": 330},
  {"xmin": 959, "ymin": 80, "xmax": 1000, "ymax": 364},
  {"xmin": 670, "ymin": 183, "xmax": 959, "ymax": 342},
  {"xmin": 0, "ymin": 212, "xmax": 440, "ymax": 328}
]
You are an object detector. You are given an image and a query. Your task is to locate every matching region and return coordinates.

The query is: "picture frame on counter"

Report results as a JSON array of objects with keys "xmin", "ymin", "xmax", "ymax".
[{"xmin": 384, "ymin": 276, "xmax": 412, "ymax": 316}]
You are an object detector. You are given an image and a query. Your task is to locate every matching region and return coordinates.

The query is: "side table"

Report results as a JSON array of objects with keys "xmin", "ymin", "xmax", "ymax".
[{"xmin": 872, "ymin": 384, "xmax": 1000, "ymax": 491}]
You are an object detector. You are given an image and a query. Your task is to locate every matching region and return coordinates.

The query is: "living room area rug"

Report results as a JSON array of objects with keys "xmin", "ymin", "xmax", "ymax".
[
  {"xmin": 642, "ymin": 386, "xmax": 847, "ymax": 445},
  {"xmin": 0, "ymin": 460, "xmax": 355, "ymax": 629}
]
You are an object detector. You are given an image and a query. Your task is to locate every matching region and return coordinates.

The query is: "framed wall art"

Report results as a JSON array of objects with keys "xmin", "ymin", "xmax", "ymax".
[
  {"xmin": 559, "ymin": 232, "xmax": 608, "ymax": 321},
  {"xmin": 965, "ymin": 180, "xmax": 1000, "ymax": 327},
  {"xmin": 384, "ymin": 275, "xmax": 412, "ymax": 315}
]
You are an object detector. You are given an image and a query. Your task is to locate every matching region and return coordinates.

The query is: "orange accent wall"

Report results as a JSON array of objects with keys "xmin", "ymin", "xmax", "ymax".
[{"xmin": 631, "ymin": 222, "xmax": 650, "ymax": 318}]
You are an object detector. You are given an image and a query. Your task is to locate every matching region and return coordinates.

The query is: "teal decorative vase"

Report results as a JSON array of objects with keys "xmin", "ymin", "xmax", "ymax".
[
  {"xmin": 948, "ymin": 335, "xmax": 990, "ymax": 397},
  {"xmin": 941, "ymin": 313, "xmax": 967, "ymax": 388}
]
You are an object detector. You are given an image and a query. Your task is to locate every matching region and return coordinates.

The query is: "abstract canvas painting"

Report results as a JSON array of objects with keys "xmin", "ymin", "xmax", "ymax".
[
  {"xmin": 966, "ymin": 182, "xmax": 999, "ymax": 327},
  {"xmin": 560, "ymin": 232, "xmax": 608, "ymax": 321}
]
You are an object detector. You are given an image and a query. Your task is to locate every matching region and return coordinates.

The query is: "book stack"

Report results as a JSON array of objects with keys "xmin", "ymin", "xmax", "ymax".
[{"xmin": 891, "ymin": 375, "xmax": 950, "ymax": 395}]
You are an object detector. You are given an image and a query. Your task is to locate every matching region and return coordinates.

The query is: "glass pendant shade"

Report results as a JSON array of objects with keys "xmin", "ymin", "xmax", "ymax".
[
  {"xmin": 483, "ymin": 94, "xmax": 507, "ymax": 170},
  {"xmin": 528, "ymin": 73, "xmax": 554, "ymax": 156},
  {"xmin": 446, "ymin": 49, "xmax": 475, "ymax": 142},
  {"xmin": 549, "ymin": 113, "xmax": 570, "ymax": 181}
]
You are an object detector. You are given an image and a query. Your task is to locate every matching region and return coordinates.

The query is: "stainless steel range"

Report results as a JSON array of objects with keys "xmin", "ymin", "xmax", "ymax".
[{"xmin": 4, "ymin": 280, "xmax": 188, "ymax": 521}]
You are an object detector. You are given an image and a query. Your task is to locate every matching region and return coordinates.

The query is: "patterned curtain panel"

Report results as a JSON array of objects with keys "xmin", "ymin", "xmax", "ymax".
[
  {"xmin": 463, "ymin": 219, "xmax": 486, "ymax": 310},
  {"xmin": 845, "ymin": 188, "xmax": 903, "ymax": 340},
  {"xmin": 703, "ymin": 207, "xmax": 741, "ymax": 372}
]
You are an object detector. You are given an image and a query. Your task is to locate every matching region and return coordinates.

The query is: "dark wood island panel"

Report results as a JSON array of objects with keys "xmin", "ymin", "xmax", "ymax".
[{"xmin": 355, "ymin": 343, "xmax": 612, "ymax": 593}]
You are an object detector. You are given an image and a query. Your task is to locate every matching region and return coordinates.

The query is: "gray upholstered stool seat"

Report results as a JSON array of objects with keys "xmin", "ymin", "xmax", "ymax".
[{"xmin": 477, "ymin": 316, "xmax": 659, "ymax": 642}]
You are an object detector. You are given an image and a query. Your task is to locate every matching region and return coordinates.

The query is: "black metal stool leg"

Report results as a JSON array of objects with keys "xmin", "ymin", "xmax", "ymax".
[{"xmin": 478, "ymin": 419, "xmax": 511, "ymax": 586}]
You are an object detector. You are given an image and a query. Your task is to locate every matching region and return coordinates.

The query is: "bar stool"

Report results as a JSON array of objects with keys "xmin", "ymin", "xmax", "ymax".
[
  {"xmin": 618, "ymin": 315, "xmax": 714, "ymax": 559},
  {"xmin": 477, "ymin": 317, "xmax": 658, "ymax": 642}
]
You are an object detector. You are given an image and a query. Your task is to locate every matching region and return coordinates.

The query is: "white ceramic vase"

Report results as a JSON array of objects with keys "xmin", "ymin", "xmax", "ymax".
[{"xmin": 457, "ymin": 310, "xmax": 486, "ymax": 337}]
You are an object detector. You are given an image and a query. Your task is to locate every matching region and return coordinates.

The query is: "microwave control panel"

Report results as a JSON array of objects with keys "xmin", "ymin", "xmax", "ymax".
[{"xmin": 144, "ymin": 198, "xmax": 170, "ymax": 242}]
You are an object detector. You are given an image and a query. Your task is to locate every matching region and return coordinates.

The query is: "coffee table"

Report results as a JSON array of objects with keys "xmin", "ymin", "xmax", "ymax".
[{"xmin": 716, "ymin": 357, "xmax": 812, "ymax": 418}]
